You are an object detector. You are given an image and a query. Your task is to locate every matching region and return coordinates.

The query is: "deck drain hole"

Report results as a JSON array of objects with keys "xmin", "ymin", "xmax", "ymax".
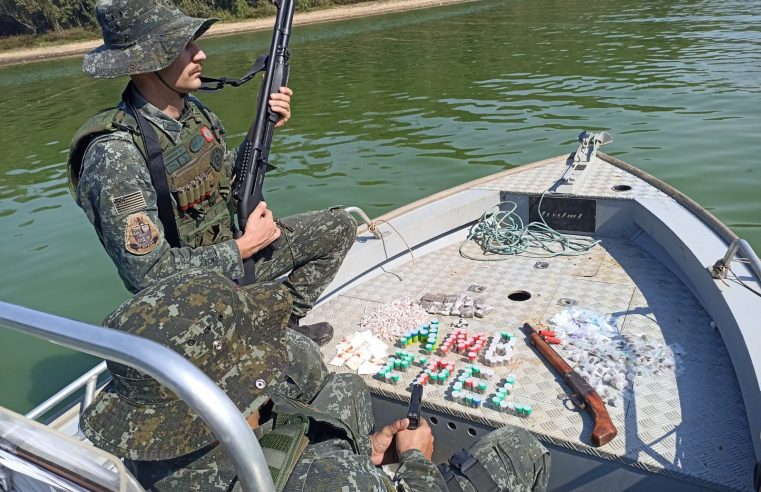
[
  {"xmin": 508, "ymin": 291, "xmax": 531, "ymax": 302},
  {"xmin": 612, "ymin": 184, "xmax": 632, "ymax": 192},
  {"xmin": 447, "ymin": 422, "xmax": 457, "ymax": 430},
  {"xmin": 429, "ymin": 416, "xmax": 439, "ymax": 425},
  {"xmin": 467, "ymin": 428, "xmax": 478, "ymax": 437}
]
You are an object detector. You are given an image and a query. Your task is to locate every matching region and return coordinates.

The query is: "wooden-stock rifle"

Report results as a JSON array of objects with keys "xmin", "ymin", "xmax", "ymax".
[{"xmin": 522, "ymin": 322, "xmax": 617, "ymax": 447}]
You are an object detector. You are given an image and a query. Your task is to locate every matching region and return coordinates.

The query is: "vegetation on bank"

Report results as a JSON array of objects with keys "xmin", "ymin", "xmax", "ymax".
[{"xmin": 0, "ymin": 0, "xmax": 375, "ymax": 51}]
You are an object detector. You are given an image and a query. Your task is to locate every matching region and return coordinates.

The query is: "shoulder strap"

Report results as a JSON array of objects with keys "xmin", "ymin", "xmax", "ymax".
[
  {"xmin": 187, "ymin": 96, "xmax": 223, "ymax": 141},
  {"xmin": 448, "ymin": 448, "xmax": 499, "ymax": 492},
  {"xmin": 122, "ymin": 85, "xmax": 182, "ymax": 248}
]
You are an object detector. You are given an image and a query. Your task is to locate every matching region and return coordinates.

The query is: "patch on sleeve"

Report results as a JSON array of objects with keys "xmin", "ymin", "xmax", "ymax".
[
  {"xmin": 124, "ymin": 213, "xmax": 160, "ymax": 255},
  {"xmin": 112, "ymin": 191, "xmax": 147, "ymax": 216}
]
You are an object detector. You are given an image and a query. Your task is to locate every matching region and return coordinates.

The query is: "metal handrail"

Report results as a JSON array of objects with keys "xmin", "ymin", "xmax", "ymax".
[
  {"xmin": 711, "ymin": 239, "xmax": 761, "ymax": 282},
  {"xmin": 0, "ymin": 301, "xmax": 274, "ymax": 492},
  {"xmin": 26, "ymin": 360, "xmax": 108, "ymax": 420}
]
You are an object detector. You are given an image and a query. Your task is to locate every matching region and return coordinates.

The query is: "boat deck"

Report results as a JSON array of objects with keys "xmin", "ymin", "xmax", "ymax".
[{"xmin": 308, "ymin": 158, "xmax": 755, "ymax": 490}]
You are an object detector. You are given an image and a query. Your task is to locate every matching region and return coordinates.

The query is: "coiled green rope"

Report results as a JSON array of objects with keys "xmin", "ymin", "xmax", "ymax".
[{"xmin": 460, "ymin": 192, "xmax": 599, "ymax": 260}]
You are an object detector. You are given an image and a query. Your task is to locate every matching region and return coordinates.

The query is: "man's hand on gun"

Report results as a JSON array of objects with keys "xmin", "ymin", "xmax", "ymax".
[
  {"xmin": 269, "ymin": 86, "xmax": 293, "ymax": 127},
  {"xmin": 235, "ymin": 201, "xmax": 281, "ymax": 259},
  {"xmin": 369, "ymin": 417, "xmax": 435, "ymax": 466}
]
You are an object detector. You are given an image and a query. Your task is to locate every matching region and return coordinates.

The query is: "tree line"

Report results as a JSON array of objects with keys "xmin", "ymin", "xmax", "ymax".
[{"xmin": 0, "ymin": 0, "xmax": 373, "ymax": 38}]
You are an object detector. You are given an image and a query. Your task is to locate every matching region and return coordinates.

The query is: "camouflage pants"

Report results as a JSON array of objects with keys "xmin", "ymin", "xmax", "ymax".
[
  {"xmin": 452, "ymin": 425, "xmax": 551, "ymax": 492},
  {"xmin": 250, "ymin": 208, "xmax": 356, "ymax": 319},
  {"xmin": 306, "ymin": 372, "xmax": 374, "ymax": 453},
  {"xmin": 283, "ymin": 373, "xmax": 379, "ymax": 491}
]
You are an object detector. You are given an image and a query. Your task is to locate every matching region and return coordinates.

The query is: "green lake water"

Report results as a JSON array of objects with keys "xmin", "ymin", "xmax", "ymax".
[{"xmin": 0, "ymin": 0, "xmax": 759, "ymax": 414}]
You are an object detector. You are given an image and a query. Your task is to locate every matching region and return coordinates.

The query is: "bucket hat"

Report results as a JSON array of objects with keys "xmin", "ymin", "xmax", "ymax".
[
  {"xmin": 83, "ymin": 0, "xmax": 218, "ymax": 78},
  {"xmin": 80, "ymin": 269, "xmax": 290, "ymax": 461}
]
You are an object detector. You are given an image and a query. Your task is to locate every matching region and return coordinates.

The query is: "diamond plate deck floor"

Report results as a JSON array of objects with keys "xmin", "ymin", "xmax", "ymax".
[{"xmin": 306, "ymin": 236, "xmax": 755, "ymax": 491}]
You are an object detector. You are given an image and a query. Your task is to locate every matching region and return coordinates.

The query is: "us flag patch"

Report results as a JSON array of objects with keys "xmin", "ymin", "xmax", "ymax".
[{"xmin": 112, "ymin": 191, "xmax": 147, "ymax": 215}]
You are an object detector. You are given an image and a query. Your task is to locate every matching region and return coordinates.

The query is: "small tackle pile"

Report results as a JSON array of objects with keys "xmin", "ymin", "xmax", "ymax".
[
  {"xmin": 329, "ymin": 331, "xmax": 389, "ymax": 375},
  {"xmin": 450, "ymin": 367, "xmax": 532, "ymax": 416},
  {"xmin": 419, "ymin": 292, "xmax": 493, "ymax": 318},
  {"xmin": 371, "ymin": 315, "xmax": 531, "ymax": 418},
  {"xmin": 358, "ymin": 299, "xmax": 430, "ymax": 340}
]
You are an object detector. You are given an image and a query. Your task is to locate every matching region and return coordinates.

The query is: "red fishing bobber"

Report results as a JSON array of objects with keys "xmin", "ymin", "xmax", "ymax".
[{"xmin": 542, "ymin": 336, "xmax": 562, "ymax": 344}]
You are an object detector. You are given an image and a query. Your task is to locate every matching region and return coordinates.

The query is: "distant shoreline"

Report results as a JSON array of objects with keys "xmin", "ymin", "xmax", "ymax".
[{"xmin": 0, "ymin": 0, "xmax": 475, "ymax": 68}]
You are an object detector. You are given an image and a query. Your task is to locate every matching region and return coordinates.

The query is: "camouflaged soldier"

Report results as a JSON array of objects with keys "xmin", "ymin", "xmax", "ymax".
[
  {"xmin": 66, "ymin": 0, "xmax": 357, "ymax": 345},
  {"xmin": 82, "ymin": 269, "xmax": 551, "ymax": 491}
]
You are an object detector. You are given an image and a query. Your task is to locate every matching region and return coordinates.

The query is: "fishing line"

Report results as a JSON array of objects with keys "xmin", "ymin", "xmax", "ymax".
[{"xmin": 460, "ymin": 169, "xmax": 599, "ymax": 260}]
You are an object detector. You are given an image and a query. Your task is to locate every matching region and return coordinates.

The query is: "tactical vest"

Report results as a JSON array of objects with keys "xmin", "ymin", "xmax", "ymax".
[{"xmin": 67, "ymin": 100, "xmax": 235, "ymax": 248}]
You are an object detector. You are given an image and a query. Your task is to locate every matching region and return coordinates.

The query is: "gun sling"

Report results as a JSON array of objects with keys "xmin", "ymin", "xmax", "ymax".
[
  {"xmin": 446, "ymin": 448, "xmax": 499, "ymax": 492},
  {"xmin": 123, "ymin": 85, "xmax": 182, "ymax": 249}
]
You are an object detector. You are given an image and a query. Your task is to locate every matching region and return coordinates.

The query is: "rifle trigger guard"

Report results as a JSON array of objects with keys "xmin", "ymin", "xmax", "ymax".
[{"xmin": 570, "ymin": 393, "xmax": 586, "ymax": 410}]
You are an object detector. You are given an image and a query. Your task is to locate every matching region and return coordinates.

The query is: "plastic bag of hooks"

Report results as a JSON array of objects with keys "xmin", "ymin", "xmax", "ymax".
[{"xmin": 549, "ymin": 306, "xmax": 686, "ymax": 406}]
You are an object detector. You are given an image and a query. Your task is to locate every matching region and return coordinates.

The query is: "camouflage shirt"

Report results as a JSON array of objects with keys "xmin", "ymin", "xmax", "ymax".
[{"xmin": 75, "ymin": 86, "xmax": 244, "ymax": 293}]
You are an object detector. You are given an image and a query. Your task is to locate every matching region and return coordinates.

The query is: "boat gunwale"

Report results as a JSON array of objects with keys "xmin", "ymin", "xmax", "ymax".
[{"xmin": 358, "ymin": 152, "xmax": 740, "ymax": 251}]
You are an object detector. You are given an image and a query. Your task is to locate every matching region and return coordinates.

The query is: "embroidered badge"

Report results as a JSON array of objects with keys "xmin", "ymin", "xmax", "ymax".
[
  {"xmin": 125, "ymin": 213, "xmax": 160, "ymax": 255},
  {"xmin": 189, "ymin": 134, "xmax": 205, "ymax": 153},
  {"xmin": 201, "ymin": 126, "xmax": 214, "ymax": 143},
  {"xmin": 112, "ymin": 191, "xmax": 147, "ymax": 216}
]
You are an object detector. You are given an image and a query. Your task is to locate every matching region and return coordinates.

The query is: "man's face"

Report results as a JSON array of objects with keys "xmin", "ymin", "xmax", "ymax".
[{"xmin": 158, "ymin": 41, "xmax": 206, "ymax": 93}]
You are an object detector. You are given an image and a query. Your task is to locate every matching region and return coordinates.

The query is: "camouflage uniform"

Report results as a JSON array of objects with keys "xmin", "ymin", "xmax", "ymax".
[
  {"xmin": 69, "ymin": 0, "xmax": 356, "ymax": 324},
  {"xmin": 82, "ymin": 270, "xmax": 550, "ymax": 491}
]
